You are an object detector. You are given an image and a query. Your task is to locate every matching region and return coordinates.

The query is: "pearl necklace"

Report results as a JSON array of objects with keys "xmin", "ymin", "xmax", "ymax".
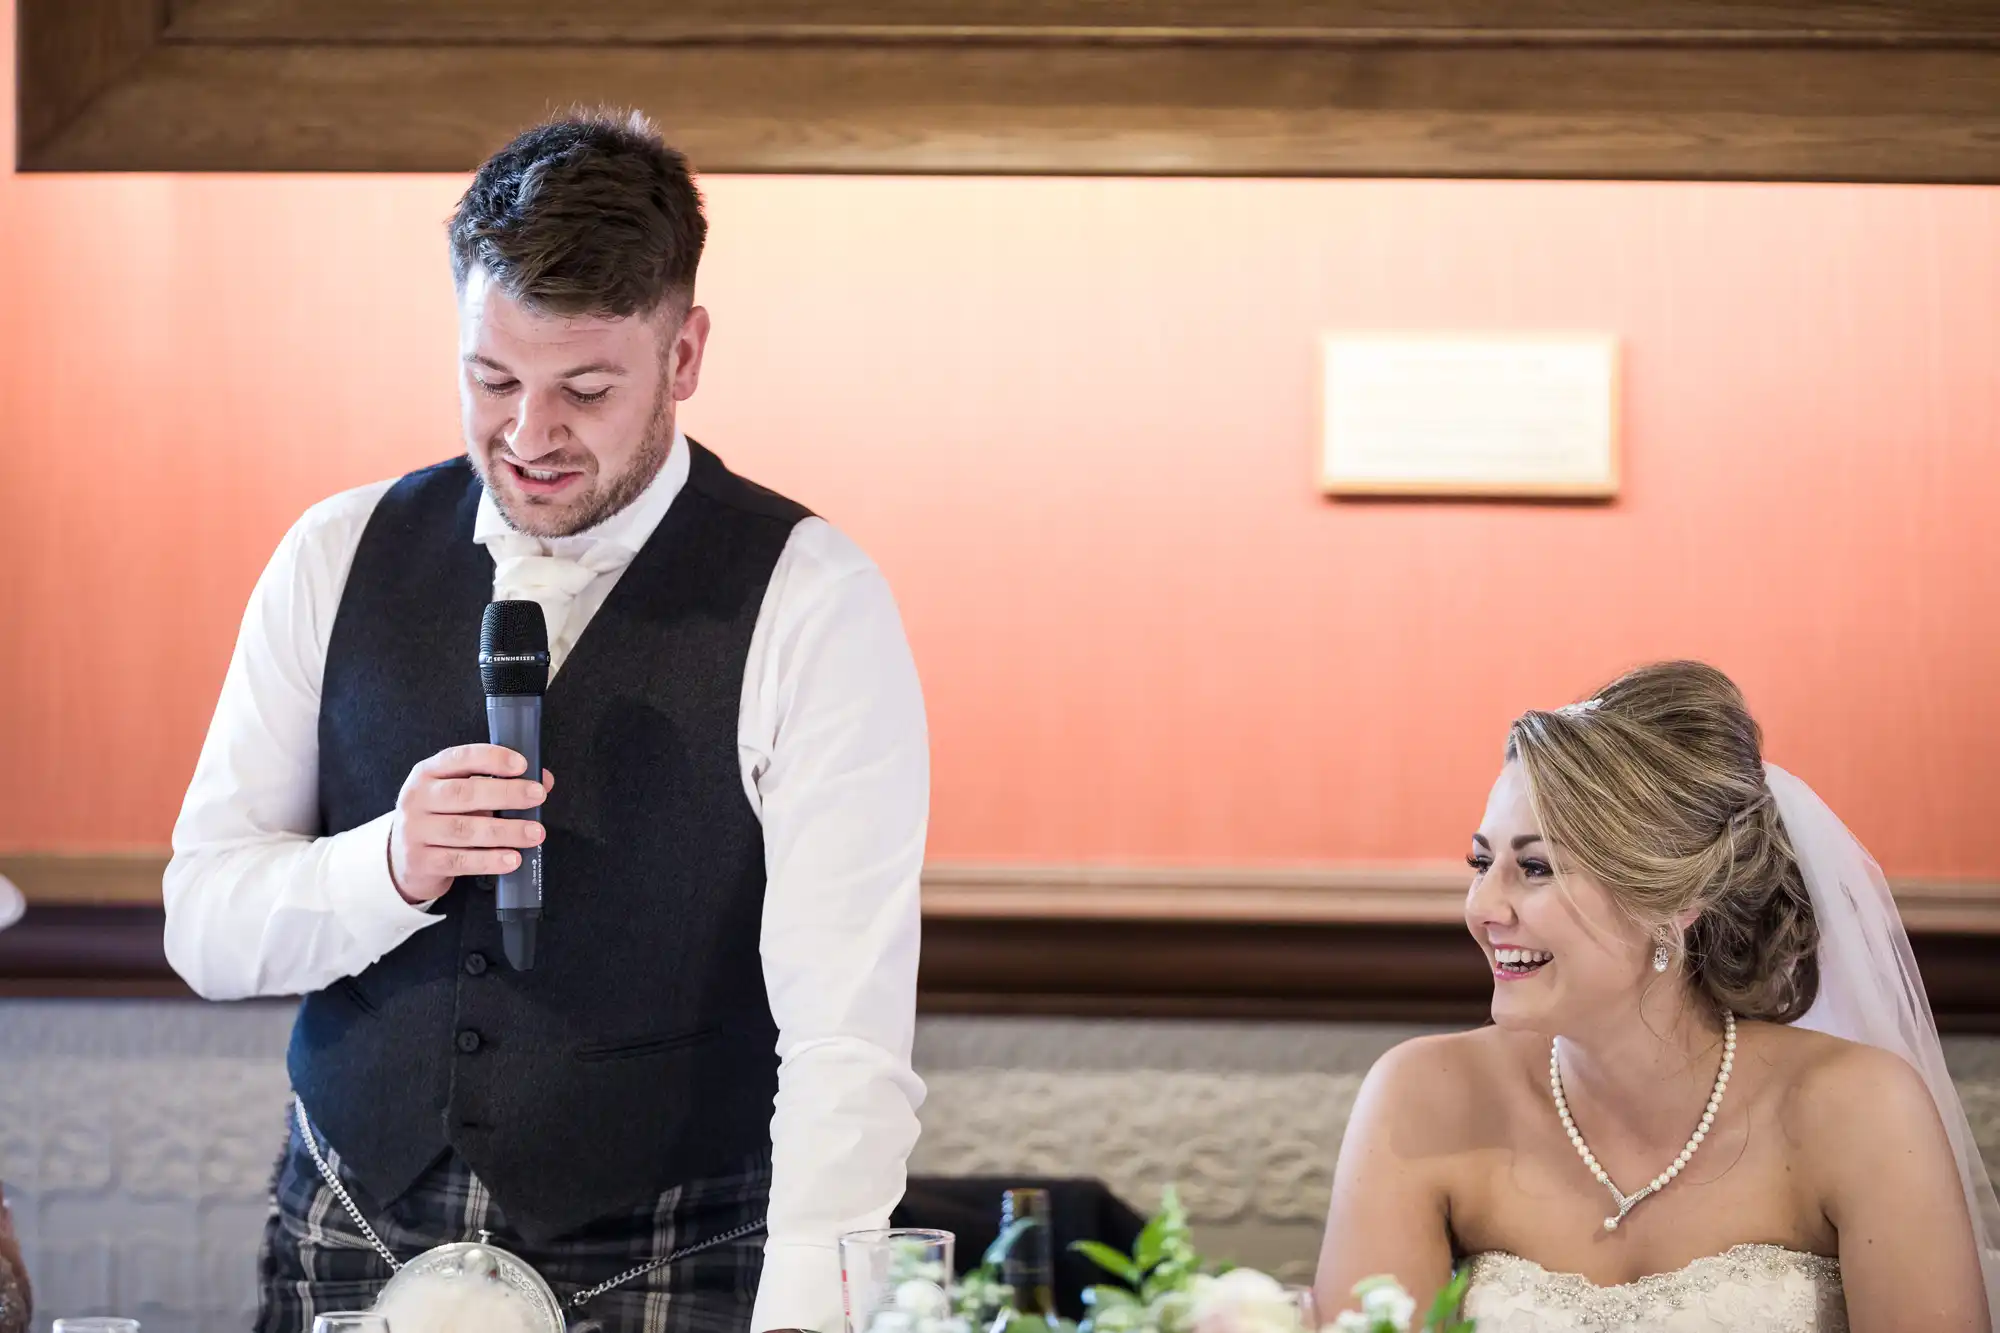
[{"xmin": 1550, "ymin": 1009, "xmax": 1736, "ymax": 1232}]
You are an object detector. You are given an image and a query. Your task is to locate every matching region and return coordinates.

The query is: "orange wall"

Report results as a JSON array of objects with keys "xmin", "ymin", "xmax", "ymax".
[{"xmin": 4, "ymin": 10, "xmax": 1998, "ymax": 876}]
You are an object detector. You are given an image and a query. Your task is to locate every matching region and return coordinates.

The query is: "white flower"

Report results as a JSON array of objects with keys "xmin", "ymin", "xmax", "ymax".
[
  {"xmin": 917, "ymin": 1317, "xmax": 971, "ymax": 1333},
  {"xmin": 895, "ymin": 1279, "xmax": 953, "ymax": 1318},
  {"xmin": 1149, "ymin": 1287, "xmax": 1196, "ymax": 1331},
  {"xmin": 1187, "ymin": 1269, "xmax": 1307, "ymax": 1333},
  {"xmin": 1090, "ymin": 1307, "xmax": 1149, "ymax": 1333},
  {"xmin": 1333, "ymin": 1276, "xmax": 1419, "ymax": 1333},
  {"xmin": 1358, "ymin": 1284, "xmax": 1415, "ymax": 1331}
]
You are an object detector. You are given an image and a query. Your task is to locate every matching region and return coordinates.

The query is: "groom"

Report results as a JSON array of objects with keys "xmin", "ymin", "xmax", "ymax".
[{"xmin": 164, "ymin": 110, "xmax": 929, "ymax": 1333}]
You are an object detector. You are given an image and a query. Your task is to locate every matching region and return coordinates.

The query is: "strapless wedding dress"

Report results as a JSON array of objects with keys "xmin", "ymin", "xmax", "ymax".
[{"xmin": 1461, "ymin": 1243, "xmax": 1845, "ymax": 1332}]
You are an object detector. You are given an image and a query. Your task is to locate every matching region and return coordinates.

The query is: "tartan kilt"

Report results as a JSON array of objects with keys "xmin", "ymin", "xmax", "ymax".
[{"xmin": 257, "ymin": 1099, "xmax": 770, "ymax": 1333}]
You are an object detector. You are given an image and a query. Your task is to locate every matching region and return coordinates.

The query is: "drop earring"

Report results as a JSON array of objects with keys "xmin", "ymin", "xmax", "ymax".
[{"xmin": 1653, "ymin": 936, "xmax": 1672, "ymax": 973}]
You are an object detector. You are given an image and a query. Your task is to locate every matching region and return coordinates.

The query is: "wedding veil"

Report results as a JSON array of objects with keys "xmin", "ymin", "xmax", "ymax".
[{"xmin": 1770, "ymin": 763, "xmax": 2000, "ymax": 1314}]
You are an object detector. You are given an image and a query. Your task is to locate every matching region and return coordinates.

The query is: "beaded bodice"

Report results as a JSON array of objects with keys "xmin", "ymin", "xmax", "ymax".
[{"xmin": 1462, "ymin": 1244, "xmax": 1845, "ymax": 1333}]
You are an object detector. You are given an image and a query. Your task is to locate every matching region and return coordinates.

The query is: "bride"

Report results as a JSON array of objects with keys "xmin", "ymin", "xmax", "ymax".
[{"xmin": 1312, "ymin": 661, "xmax": 1997, "ymax": 1332}]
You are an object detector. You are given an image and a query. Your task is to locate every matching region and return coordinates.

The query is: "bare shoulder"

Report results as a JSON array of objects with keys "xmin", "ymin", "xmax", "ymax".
[
  {"xmin": 1354, "ymin": 1027, "xmax": 1522, "ymax": 1147},
  {"xmin": 1758, "ymin": 1024, "xmax": 1944, "ymax": 1163},
  {"xmin": 1756, "ymin": 1025, "xmax": 1987, "ymax": 1320},
  {"xmin": 1365, "ymin": 1027, "xmax": 1508, "ymax": 1096}
]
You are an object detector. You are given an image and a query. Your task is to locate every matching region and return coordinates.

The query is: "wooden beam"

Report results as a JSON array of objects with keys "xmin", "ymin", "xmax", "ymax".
[
  {"xmin": 0, "ymin": 850, "xmax": 170, "ymax": 906},
  {"xmin": 12, "ymin": 851, "xmax": 2000, "ymax": 934},
  {"xmin": 15, "ymin": 0, "xmax": 163, "ymax": 166},
  {"xmin": 156, "ymin": 0, "xmax": 2000, "ymax": 44},
  {"xmin": 21, "ymin": 0, "xmax": 2000, "ymax": 178},
  {"xmin": 6, "ymin": 902, "xmax": 1998, "ymax": 1030}
]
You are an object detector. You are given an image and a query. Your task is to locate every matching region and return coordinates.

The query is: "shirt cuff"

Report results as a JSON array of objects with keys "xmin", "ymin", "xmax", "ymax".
[
  {"xmin": 752, "ymin": 1240, "xmax": 843, "ymax": 1333},
  {"xmin": 321, "ymin": 810, "xmax": 442, "ymax": 957}
]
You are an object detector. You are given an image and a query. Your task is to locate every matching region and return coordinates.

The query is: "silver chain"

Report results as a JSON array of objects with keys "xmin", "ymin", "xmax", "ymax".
[
  {"xmin": 293, "ymin": 1099, "xmax": 767, "ymax": 1310},
  {"xmin": 564, "ymin": 1217, "xmax": 768, "ymax": 1307},
  {"xmin": 295, "ymin": 1098, "xmax": 404, "ymax": 1273}
]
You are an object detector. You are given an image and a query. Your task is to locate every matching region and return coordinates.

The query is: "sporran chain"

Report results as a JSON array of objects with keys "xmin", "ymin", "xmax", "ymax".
[{"xmin": 292, "ymin": 1099, "xmax": 766, "ymax": 1310}]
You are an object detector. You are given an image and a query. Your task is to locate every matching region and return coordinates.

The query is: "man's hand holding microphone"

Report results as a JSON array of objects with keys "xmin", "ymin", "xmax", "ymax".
[
  {"xmin": 388, "ymin": 599, "xmax": 554, "ymax": 972},
  {"xmin": 387, "ymin": 744, "xmax": 551, "ymax": 905}
]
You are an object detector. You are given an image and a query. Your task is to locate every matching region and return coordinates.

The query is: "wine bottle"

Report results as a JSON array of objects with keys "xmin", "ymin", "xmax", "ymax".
[{"xmin": 996, "ymin": 1188, "xmax": 1056, "ymax": 1328}]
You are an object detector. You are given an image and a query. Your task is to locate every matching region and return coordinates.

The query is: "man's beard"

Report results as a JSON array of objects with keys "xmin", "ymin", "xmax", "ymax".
[{"xmin": 476, "ymin": 388, "xmax": 673, "ymax": 538}]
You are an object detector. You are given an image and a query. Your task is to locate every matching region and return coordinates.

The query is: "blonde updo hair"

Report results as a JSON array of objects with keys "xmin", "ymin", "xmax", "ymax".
[{"xmin": 1506, "ymin": 661, "xmax": 1819, "ymax": 1023}]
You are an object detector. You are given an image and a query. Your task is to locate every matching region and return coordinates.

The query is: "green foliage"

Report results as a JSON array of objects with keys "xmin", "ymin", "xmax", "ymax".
[
  {"xmin": 1419, "ymin": 1270, "xmax": 1474, "ymax": 1333},
  {"xmin": 883, "ymin": 1184, "xmax": 1472, "ymax": 1333},
  {"xmin": 1065, "ymin": 1185, "xmax": 1471, "ymax": 1333}
]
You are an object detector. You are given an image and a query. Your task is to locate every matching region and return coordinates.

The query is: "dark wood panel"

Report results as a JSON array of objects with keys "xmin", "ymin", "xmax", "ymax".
[
  {"xmin": 7, "ymin": 904, "xmax": 1998, "ymax": 1031},
  {"xmin": 1910, "ymin": 932, "xmax": 2000, "ymax": 1034},
  {"xmin": 0, "ymin": 905, "xmax": 194, "ymax": 996},
  {"xmin": 25, "ymin": 39, "xmax": 2000, "ymax": 180},
  {"xmin": 924, "ymin": 916, "xmax": 2000, "ymax": 1029},
  {"xmin": 921, "ymin": 916, "xmax": 1497, "ymax": 1023},
  {"xmin": 24, "ymin": 0, "xmax": 2000, "ymax": 177},
  {"xmin": 15, "ymin": 0, "xmax": 160, "ymax": 160},
  {"xmin": 161, "ymin": 0, "xmax": 2000, "ymax": 44}
]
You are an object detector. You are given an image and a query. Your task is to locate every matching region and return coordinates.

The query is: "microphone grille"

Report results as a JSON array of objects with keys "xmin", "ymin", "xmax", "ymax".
[{"xmin": 480, "ymin": 600, "xmax": 550, "ymax": 696}]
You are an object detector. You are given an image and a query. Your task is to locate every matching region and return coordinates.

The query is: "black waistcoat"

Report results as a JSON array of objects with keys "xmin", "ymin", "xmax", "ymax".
[{"xmin": 289, "ymin": 442, "xmax": 809, "ymax": 1243}]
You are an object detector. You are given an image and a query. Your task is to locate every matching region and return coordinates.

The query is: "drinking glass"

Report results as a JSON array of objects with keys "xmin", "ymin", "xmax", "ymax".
[
  {"xmin": 311, "ymin": 1316, "xmax": 392, "ymax": 1333},
  {"xmin": 840, "ymin": 1227, "xmax": 955, "ymax": 1333}
]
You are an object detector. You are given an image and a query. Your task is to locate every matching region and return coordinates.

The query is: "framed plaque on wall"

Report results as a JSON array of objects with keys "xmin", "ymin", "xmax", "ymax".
[{"xmin": 1320, "ymin": 334, "xmax": 1621, "ymax": 499}]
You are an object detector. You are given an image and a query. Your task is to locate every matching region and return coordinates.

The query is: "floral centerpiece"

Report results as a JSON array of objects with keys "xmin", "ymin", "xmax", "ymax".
[{"xmin": 880, "ymin": 1186, "xmax": 1471, "ymax": 1333}]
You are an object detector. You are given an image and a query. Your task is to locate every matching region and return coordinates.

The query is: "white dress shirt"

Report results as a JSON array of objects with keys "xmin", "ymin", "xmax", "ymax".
[{"xmin": 164, "ymin": 433, "xmax": 929, "ymax": 1333}]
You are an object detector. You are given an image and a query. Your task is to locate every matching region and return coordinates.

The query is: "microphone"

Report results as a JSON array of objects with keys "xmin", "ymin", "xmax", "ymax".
[{"xmin": 479, "ymin": 601, "xmax": 549, "ymax": 971}]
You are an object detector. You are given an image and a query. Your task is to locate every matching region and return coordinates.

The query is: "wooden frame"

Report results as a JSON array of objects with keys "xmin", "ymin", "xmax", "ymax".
[{"xmin": 19, "ymin": 1, "xmax": 2000, "ymax": 178}]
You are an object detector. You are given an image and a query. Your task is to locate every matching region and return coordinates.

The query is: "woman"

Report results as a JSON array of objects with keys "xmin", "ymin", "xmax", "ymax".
[{"xmin": 1314, "ymin": 661, "xmax": 1996, "ymax": 1332}]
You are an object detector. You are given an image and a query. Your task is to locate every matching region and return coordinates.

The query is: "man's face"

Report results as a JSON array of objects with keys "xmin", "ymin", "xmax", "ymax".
[{"xmin": 458, "ymin": 266, "xmax": 710, "ymax": 537}]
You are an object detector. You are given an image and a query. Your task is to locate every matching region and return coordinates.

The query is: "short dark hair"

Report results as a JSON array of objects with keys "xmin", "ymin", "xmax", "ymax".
[{"xmin": 448, "ymin": 108, "xmax": 706, "ymax": 318}]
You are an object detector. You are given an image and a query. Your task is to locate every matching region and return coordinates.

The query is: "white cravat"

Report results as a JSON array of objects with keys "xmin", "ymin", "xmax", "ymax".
[
  {"xmin": 472, "ymin": 436, "xmax": 690, "ymax": 676},
  {"xmin": 481, "ymin": 532, "xmax": 634, "ymax": 676}
]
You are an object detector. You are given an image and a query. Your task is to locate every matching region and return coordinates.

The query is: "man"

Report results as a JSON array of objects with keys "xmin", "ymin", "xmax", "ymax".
[{"xmin": 164, "ymin": 111, "xmax": 927, "ymax": 1333}]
